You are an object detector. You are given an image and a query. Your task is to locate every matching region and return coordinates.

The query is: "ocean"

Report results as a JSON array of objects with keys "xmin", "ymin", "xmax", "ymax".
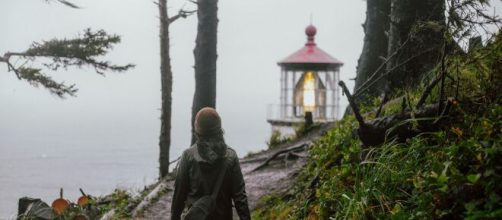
[
  {"xmin": 0, "ymin": 133, "xmax": 263, "ymax": 219},
  {"xmin": 0, "ymin": 142, "xmax": 159, "ymax": 219}
]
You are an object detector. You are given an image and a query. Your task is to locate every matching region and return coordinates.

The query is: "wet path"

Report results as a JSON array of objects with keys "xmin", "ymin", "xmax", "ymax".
[{"xmin": 137, "ymin": 123, "xmax": 334, "ymax": 219}]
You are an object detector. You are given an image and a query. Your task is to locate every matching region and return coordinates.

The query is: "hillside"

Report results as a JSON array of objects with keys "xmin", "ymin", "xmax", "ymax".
[
  {"xmin": 101, "ymin": 32, "xmax": 502, "ymax": 220},
  {"xmin": 253, "ymin": 32, "xmax": 502, "ymax": 219},
  {"xmin": 20, "ymin": 30, "xmax": 501, "ymax": 220}
]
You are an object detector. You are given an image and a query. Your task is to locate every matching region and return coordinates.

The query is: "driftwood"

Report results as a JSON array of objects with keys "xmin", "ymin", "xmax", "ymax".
[
  {"xmin": 249, "ymin": 143, "xmax": 308, "ymax": 173},
  {"xmin": 339, "ymin": 81, "xmax": 453, "ymax": 147}
]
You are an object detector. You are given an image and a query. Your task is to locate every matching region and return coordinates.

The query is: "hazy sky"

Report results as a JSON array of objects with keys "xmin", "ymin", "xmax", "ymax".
[
  {"xmin": 0, "ymin": 0, "xmax": 369, "ymax": 160},
  {"xmin": 2, "ymin": 0, "xmax": 500, "ymax": 160}
]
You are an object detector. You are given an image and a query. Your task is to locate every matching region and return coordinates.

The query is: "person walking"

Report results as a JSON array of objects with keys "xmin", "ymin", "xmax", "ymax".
[{"xmin": 171, "ymin": 107, "xmax": 251, "ymax": 220}]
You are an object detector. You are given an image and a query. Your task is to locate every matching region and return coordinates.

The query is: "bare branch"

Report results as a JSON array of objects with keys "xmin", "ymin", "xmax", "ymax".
[
  {"xmin": 6, "ymin": 61, "xmax": 22, "ymax": 80},
  {"xmin": 355, "ymin": 47, "xmax": 435, "ymax": 97},
  {"xmin": 168, "ymin": 9, "xmax": 196, "ymax": 24},
  {"xmin": 187, "ymin": 0, "xmax": 198, "ymax": 6},
  {"xmin": 57, "ymin": 0, "xmax": 80, "ymax": 9},
  {"xmin": 415, "ymin": 65, "xmax": 443, "ymax": 109},
  {"xmin": 353, "ymin": 38, "xmax": 410, "ymax": 97},
  {"xmin": 44, "ymin": 0, "xmax": 80, "ymax": 9},
  {"xmin": 339, "ymin": 81, "xmax": 366, "ymax": 127}
]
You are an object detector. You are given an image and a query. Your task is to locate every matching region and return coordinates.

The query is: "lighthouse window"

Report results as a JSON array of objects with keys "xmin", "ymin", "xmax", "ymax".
[{"xmin": 303, "ymin": 71, "xmax": 315, "ymax": 112}]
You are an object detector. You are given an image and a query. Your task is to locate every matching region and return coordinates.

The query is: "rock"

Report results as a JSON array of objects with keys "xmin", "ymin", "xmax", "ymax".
[{"xmin": 17, "ymin": 197, "xmax": 53, "ymax": 220}]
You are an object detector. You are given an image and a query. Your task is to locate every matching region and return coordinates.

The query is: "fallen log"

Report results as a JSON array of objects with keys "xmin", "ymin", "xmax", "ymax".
[
  {"xmin": 339, "ymin": 80, "xmax": 453, "ymax": 147},
  {"xmin": 240, "ymin": 155, "xmax": 269, "ymax": 164},
  {"xmin": 249, "ymin": 143, "xmax": 309, "ymax": 173},
  {"xmin": 358, "ymin": 100, "xmax": 452, "ymax": 147}
]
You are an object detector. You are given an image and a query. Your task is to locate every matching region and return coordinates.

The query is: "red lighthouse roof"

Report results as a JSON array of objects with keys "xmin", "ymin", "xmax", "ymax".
[{"xmin": 278, "ymin": 25, "xmax": 343, "ymax": 68}]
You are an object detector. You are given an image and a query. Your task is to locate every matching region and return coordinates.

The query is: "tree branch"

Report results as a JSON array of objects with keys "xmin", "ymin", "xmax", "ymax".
[
  {"xmin": 375, "ymin": 92, "xmax": 388, "ymax": 118},
  {"xmin": 168, "ymin": 9, "xmax": 196, "ymax": 24},
  {"xmin": 339, "ymin": 81, "xmax": 366, "ymax": 127},
  {"xmin": 355, "ymin": 47, "xmax": 435, "ymax": 97},
  {"xmin": 44, "ymin": 0, "xmax": 80, "ymax": 9},
  {"xmin": 1, "ymin": 29, "xmax": 134, "ymax": 97},
  {"xmin": 187, "ymin": 0, "xmax": 198, "ymax": 5},
  {"xmin": 5, "ymin": 60, "xmax": 22, "ymax": 80},
  {"xmin": 353, "ymin": 38, "xmax": 410, "ymax": 97},
  {"xmin": 416, "ymin": 72, "xmax": 443, "ymax": 109},
  {"xmin": 249, "ymin": 143, "xmax": 308, "ymax": 173}
]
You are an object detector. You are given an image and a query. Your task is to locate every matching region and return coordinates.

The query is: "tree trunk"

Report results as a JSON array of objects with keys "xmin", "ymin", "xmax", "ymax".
[
  {"xmin": 353, "ymin": 0, "xmax": 391, "ymax": 99},
  {"xmin": 158, "ymin": 0, "xmax": 173, "ymax": 178},
  {"xmin": 386, "ymin": 0, "xmax": 445, "ymax": 93},
  {"xmin": 191, "ymin": 0, "xmax": 218, "ymax": 145}
]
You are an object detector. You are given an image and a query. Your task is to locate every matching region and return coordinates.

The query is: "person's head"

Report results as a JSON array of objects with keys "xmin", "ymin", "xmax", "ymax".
[{"xmin": 194, "ymin": 107, "xmax": 226, "ymax": 162}]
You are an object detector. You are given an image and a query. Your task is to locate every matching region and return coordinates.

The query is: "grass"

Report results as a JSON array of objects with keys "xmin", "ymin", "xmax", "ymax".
[{"xmin": 254, "ymin": 31, "xmax": 502, "ymax": 220}]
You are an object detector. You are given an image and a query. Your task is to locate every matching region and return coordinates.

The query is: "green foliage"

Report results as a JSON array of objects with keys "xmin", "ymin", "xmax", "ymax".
[
  {"xmin": 254, "ymin": 31, "xmax": 502, "ymax": 220},
  {"xmin": 26, "ymin": 29, "xmax": 134, "ymax": 74},
  {"xmin": 97, "ymin": 189, "xmax": 135, "ymax": 219},
  {"xmin": 17, "ymin": 67, "xmax": 77, "ymax": 97},
  {"xmin": 267, "ymin": 123, "xmax": 322, "ymax": 149},
  {"xmin": 446, "ymin": 0, "xmax": 500, "ymax": 47},
  {"xmin": 253, "ymin": 194, "xmax": 294, "ymax": 220},
  {"xmin": 256, "ymin": 105, "xmax": 502, "ymax": 220},
  {"xmin": 295, "ymin": 122, "xmax": 322, "ymax": 138},
  {"xmin": 17, "ymin": 188, "xmax": 138, "ymax": 220},
  {"xmin": 2, "ymin": 29, "xmax": 134, "ymax": 98},
  {"xmin": 267, "ymin": 130, "xmax": 294, "ymax": 149}
]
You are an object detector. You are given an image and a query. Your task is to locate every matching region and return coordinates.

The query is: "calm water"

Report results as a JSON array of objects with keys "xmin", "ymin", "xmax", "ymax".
[
  {"xmin": 0, "ymin": 136, "xmax": 262, "ymax": 219},
  {"xmin": 0, "ymin": 143, "xmax": 159, "ymax": 219}
]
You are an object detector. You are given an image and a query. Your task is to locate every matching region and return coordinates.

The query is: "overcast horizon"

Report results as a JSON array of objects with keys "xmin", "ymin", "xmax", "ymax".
[{"xmin": 0, "ymin": 0, "xmax": 368, "ymax": 158}]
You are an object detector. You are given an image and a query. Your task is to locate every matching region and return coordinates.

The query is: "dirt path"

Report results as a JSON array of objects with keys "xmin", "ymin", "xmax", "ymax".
[{"xmin": 136, "ymin": 123, "xmax": 334, "ymax": 220}]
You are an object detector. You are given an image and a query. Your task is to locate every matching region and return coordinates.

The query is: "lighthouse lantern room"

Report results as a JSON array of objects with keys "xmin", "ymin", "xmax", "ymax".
[{"xmin": 268, "ymin": 24, "xmax": 343, "ymax": 136}]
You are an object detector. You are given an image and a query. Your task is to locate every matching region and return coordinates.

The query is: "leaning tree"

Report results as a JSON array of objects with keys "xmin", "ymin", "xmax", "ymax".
[
  {"xmin": 0, "ymin": 29, "xmax": 134, "ymax": 98},
  {"xmin": 0, "ymin": 1, "xmax": 134, "ymax": 98}
]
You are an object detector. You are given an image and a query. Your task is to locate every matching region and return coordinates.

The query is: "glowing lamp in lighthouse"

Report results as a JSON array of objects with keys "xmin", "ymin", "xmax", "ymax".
[
  {"xmin": 267, "ymin": 24, "xmax": 343, "ymax": 136},
  {"xmin": 302, "ymin": 72, "xmax": 316, "ymax": 112}
]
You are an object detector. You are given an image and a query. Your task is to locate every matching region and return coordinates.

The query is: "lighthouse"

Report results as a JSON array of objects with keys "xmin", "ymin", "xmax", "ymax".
[{"xmin": 267, "ymin": 24, "xmax": 343, "ymax": 136}]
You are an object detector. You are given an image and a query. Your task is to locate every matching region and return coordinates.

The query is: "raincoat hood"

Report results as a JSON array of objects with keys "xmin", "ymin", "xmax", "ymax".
[{"xmin": 195, "ymin": 142, "xmax": 227, "ymax": 165}]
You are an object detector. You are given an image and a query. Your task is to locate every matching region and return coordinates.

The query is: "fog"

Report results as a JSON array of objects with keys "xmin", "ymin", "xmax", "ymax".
[
  {"xmin": 0, "ymin": 0, "xmax": 366, "ymax": 159},
  {"xmin": 2, "ymin": 0, "xmax": 502, "ymax": 218}
]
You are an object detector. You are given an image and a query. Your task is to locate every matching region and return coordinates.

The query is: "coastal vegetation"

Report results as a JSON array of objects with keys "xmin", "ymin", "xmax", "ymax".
[
  {"xmin": 9, "ymin": 0, "xmax": 502, "ymax": 219},
  {"xmin": 254, "ymin": 30, "xmax": 502, "ymax": 219}
]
